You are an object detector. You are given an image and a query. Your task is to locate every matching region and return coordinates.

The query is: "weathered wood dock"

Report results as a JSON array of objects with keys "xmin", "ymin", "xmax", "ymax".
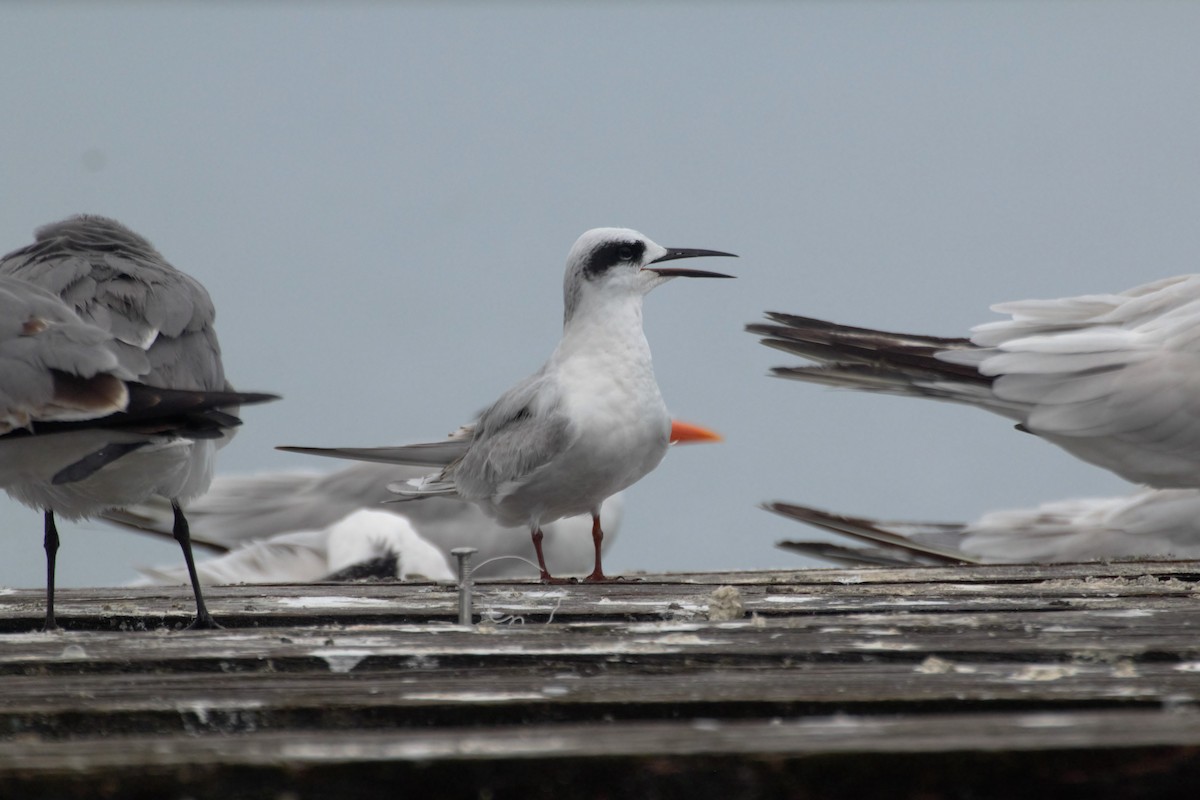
[{"xmin": 2, "ymin": 561, "xmax": 1199, "ymax": 798}]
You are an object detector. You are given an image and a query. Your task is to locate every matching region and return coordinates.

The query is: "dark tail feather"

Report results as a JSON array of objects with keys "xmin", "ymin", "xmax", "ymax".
[
  {"xmin": 747, "ymin": 312, "xmax": 987, "ymax": 385},
  {"xmin": 120, "ymin": 386, "xmax": 280, "ymax": 419},
  {"xmin": 775, "ymin": 540, "xmax": 935, "ymax": 568},
  {"xmin": 11, "ymin": 386, "xmax": 279, "ymax": 485},
  {"xmin": 764, "ymin": 501, "xmax": 980, "ymax": 565},
  {"xmin": 3, "ymin": 386, "xmax": 279, "ymax": 440}
]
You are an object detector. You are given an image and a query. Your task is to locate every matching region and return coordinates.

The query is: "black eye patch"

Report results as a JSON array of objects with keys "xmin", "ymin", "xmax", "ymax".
[{"xmin": 584, "ymin": 239, "xmax": 645, "ymax": 278}]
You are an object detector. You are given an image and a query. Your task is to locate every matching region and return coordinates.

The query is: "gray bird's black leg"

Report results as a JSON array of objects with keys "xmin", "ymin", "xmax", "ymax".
[
  {"xmin": 42, "ymin": 510, "xmax": 60, "ymax": 632},
  {"xmin": 172, "ymin": 501, "xmax": 221, "ymax": 630}
]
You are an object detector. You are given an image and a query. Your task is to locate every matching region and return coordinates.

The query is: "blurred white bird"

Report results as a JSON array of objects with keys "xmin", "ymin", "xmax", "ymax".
[
  {"xmin": 131, "ymin": 509, "xmax": 456, "ymax": 586},
  {"xmin": 769, "ymin": 488, "xmax": 1200, "ymax": 566},
  {"xmin": 749, "ymin": 273, "xmax": 1200, "ymax": 489},
  {"xmin": 110, "ymin": 419, "xmax": 721, "ymax": 582},
  {"xmin": 282, "ymin": 229, "xmax": 735, "ymax": 582},
  {"xmin": 0, "ymin": 216, "xmax": 276, "ymax": 629}
]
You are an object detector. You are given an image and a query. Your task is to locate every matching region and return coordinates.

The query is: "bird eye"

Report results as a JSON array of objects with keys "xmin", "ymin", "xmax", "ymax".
[{"xmin": 618, "ymin": 245, "xmax": 635, "ymax": 261}]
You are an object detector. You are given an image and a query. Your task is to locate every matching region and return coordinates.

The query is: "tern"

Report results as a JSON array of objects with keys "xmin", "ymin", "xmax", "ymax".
[
  {"xmin": 107, "ymin": 420, "xmax": 720, "ymax": 582},
  {"xmin": 281, "ymin": 228, "xmax": 735, "ymax": 582},
  {"xmin": 748, "ymin": 273, "xmax": 1200, "ymax": 489},
  {"xmin": 769, "ymin": 488, "xmax": 1200, "ymax": 566},
  {"xmin": 0, "ymin": 216, "xmax": 277, "ymax": 630}
]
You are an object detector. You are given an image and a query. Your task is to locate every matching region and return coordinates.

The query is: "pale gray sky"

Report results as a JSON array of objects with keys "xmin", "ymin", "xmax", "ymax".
[{"xmin": 1, "ymin": 2, "xmax": 1197, "ymax": 587}]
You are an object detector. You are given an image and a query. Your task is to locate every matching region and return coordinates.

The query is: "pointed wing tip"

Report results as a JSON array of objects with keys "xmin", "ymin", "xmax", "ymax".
[
  {"xmin": 762, "ymin": 500, "xmax": 822, "ymax": 520},
  {"xmin": 276, "ymin": 445, "xmax": 328, "ymax": 455}
]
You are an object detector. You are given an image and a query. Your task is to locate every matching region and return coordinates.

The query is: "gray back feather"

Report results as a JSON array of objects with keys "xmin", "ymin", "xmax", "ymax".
[{"xmin": 0, "ymin": 215, "xmax": 225, "ymax": 392}]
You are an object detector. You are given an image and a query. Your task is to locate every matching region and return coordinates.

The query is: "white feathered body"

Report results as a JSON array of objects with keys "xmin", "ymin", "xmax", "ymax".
[{"xmin": 454, "ymin": 292, "xmax": 670, "ymax": 529}]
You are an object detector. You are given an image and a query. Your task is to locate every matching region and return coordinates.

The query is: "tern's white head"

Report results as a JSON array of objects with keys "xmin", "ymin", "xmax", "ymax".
[{"xmin": 561, "ymin": 228, "xmax": 735, "ymax": 325}]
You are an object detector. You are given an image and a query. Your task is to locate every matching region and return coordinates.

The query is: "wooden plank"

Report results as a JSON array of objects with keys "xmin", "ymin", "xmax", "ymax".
[
  {"xmin": 2, "ymin": 563, "xmax": 1198, "ymax": 629},
  {"xmin": 0, "ymin": 563, "xmax": 1198, "ymax": 797},
  {"xmin": 0, "ymin": 662, "xmax": 1197, "ymax": 741},
  {"xmin": 1, "ymin": 713, "xmax": 1198, "ymax": 799},
  {"xmin": 0, "ymin": 613, "xmax": 1195, "ymax": 679}
]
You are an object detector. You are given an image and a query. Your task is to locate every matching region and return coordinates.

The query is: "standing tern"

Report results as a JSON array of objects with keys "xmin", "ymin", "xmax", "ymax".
[
  {"xmin": 107, "ymin": 419, "xmax": 720, "ymax": 582},
  {"xmin": 0, "ymin": 216, "xmax": 277, "ymax": 630},
  {"xmin": 748, "ymin": 274, "xmax": 1200, "ymax": 489},
  {"xmin": 282, "ymin": 228, "xmax": 735, "ymax": 582},
  {"xmin": 769, "ymin": 488, "xmax": 1200, "ymax": 565}
]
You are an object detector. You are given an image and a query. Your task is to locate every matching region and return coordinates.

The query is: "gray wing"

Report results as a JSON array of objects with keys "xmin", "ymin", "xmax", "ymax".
[
  {"xmin": 449, "ymin": 371, "xmax": 572, "ymax": 500},
  {"xmin": 279, "ymin": 371, "xmax": 574, "ymax": 502},
  {"xmin": 0, "ymin": 273, "xmax": 275, "ymax": 490},
  {"xmin": 0, "ymin": 215, "xmax": 225, "ymax": 392},
  {"xmin": 0, "ymin": 275, "xmax": 144, "ymax": 433}
]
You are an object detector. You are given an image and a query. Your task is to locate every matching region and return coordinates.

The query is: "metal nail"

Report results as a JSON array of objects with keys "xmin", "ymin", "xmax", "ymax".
[{"xmin": 451, "ymin": 547, "xmax": 478, "ymax": 626}]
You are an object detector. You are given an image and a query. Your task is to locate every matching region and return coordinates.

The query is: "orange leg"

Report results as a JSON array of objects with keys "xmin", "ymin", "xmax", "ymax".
[
  {"xmin": 584, "ymin": 512, "xmax": 608, "ymax": 582},
  {"xmin": 531, "ymin": 527, "xmax": 570, "ymax": 583}
]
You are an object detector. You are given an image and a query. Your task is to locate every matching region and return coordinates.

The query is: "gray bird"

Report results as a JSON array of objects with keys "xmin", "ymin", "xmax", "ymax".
[{"xmin": 0, "ymin": 216, "xmax": 276, "ymax": 630}]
